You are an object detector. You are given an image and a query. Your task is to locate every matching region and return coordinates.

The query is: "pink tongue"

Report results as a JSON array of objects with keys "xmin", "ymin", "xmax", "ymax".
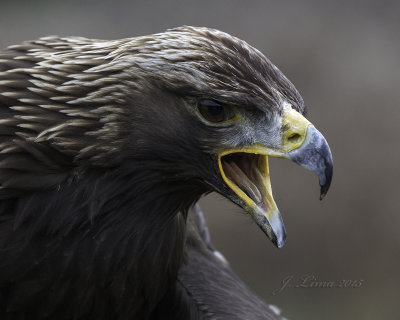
[{"xmin": 223, "ymin": 161, "xmax": 262, "ymax": 204}]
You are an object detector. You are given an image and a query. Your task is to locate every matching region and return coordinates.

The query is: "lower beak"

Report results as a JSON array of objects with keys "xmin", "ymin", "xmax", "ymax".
[{"xmin": 218, "ymin": 109, "xmax": 333, "ymax": 248}]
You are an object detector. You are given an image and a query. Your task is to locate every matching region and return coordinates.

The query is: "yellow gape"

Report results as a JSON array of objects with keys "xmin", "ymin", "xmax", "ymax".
[{"xmin": 217, "ymin": 106, "xmax": 332, "ymax": 248}]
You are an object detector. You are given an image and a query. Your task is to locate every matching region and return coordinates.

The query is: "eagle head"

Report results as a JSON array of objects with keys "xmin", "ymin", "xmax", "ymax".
[
  {"xmin": 0, "ymin": 26, "xmax": 332, "ymax": 248},
  {"xmin": 119, "ymin": 26, "xmax": 333, "ymax": 247}
]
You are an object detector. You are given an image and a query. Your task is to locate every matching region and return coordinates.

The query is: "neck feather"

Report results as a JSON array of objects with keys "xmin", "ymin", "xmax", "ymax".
[{"xmin": 1, "ymin": 163, "xmax": 208, "ymax": 316}]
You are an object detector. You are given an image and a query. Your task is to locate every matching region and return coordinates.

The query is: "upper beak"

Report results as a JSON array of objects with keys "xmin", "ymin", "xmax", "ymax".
[
  {"xmin": 218, "ymin": 107, "xmax": 333, "ymax": 248},
  {"xmin": 288, "ymin": 125, "xmax": 333, "ymax": 199}
]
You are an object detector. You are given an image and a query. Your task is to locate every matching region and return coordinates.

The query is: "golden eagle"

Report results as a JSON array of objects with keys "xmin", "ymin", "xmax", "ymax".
[{"xmin": 0, "ymin": 26, "xmax": 332, "ymax": 319}]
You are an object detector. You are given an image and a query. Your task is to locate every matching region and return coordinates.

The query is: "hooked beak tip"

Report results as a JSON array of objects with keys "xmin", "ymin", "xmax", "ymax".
[
  {"xmin": 320, "ymin": 160, "xmax": 333, "ymax": 200},
  {"xmin": 289, "ymin": 125, "xmax": 333, "ymax": 199},
  {"xmin": 274, "ymin": 235, "xmax": 286, "ymax": 248}
]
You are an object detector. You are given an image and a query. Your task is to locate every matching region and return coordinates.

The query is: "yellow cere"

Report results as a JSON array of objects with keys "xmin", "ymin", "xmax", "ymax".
[{"xmin": 280, "ymin": 106, "xmax": 311, "ymax": 153}]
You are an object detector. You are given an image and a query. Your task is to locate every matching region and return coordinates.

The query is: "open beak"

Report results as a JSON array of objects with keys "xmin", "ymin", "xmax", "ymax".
[{"xmin": 218, "ymin": 107, "xmax": 333, "ymax": 248}]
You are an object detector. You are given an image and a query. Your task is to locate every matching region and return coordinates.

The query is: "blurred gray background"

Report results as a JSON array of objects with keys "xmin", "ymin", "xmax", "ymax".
[{"xmin": 1, "ymin": 0, "xmax": 399, "ymax": 319}]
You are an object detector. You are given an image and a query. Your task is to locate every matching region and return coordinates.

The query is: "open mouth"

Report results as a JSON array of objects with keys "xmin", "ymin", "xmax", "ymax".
[
  {"xmin": 218, "ymin": 150, "xmax": 285, "ymax": 247},
  {"xmin": 215, "ymin": 107, "xmax": 333, "ymax": 249},
  {"xmin": 219, "ymin": 152, "xmax": 276, "ymax": 216},
  {"xmin": 222, "ymin": 153, "xmax": 264, "ymax": 204}
]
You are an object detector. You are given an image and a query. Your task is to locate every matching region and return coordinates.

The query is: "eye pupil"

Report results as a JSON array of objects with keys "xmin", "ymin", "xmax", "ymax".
[
  {"xmin": 197, "ymin": 99, "xmax": 235, "ymax": 123},
  {"xmin": 207, "ymin": 104, "xmax": 223, "ymax": 116}
]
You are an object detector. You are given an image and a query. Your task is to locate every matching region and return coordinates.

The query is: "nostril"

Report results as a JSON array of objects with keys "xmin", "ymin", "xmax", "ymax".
[{"xmin": 287, "ymin": 133, "xmax": 301, "ymax": 142}]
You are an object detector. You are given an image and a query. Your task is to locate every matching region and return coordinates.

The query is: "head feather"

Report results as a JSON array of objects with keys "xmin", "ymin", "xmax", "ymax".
[{"xmin": 0, "ymin": 26, "xmax": 303, "ymax": 196}]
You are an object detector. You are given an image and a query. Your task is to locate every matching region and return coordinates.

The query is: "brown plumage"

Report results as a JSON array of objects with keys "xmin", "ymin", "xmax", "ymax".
[
  {"xmin": 0, "ymin": 26, "xmax": 300, "ymax": 319},
  {"xmin": 0, "ymin": 26, "xmax": 303, "ymax": 192}
]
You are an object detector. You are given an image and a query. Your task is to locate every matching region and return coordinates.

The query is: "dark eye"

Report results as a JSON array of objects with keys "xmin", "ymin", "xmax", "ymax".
[{"xmin": 197, "ymin": 100, "xmax": 235, "ymax": 123}]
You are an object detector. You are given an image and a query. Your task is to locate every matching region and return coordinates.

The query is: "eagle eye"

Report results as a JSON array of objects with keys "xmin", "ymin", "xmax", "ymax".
[{"xmin": 197, "ymin": 100, "xmax": 235, "ymax": 123}]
